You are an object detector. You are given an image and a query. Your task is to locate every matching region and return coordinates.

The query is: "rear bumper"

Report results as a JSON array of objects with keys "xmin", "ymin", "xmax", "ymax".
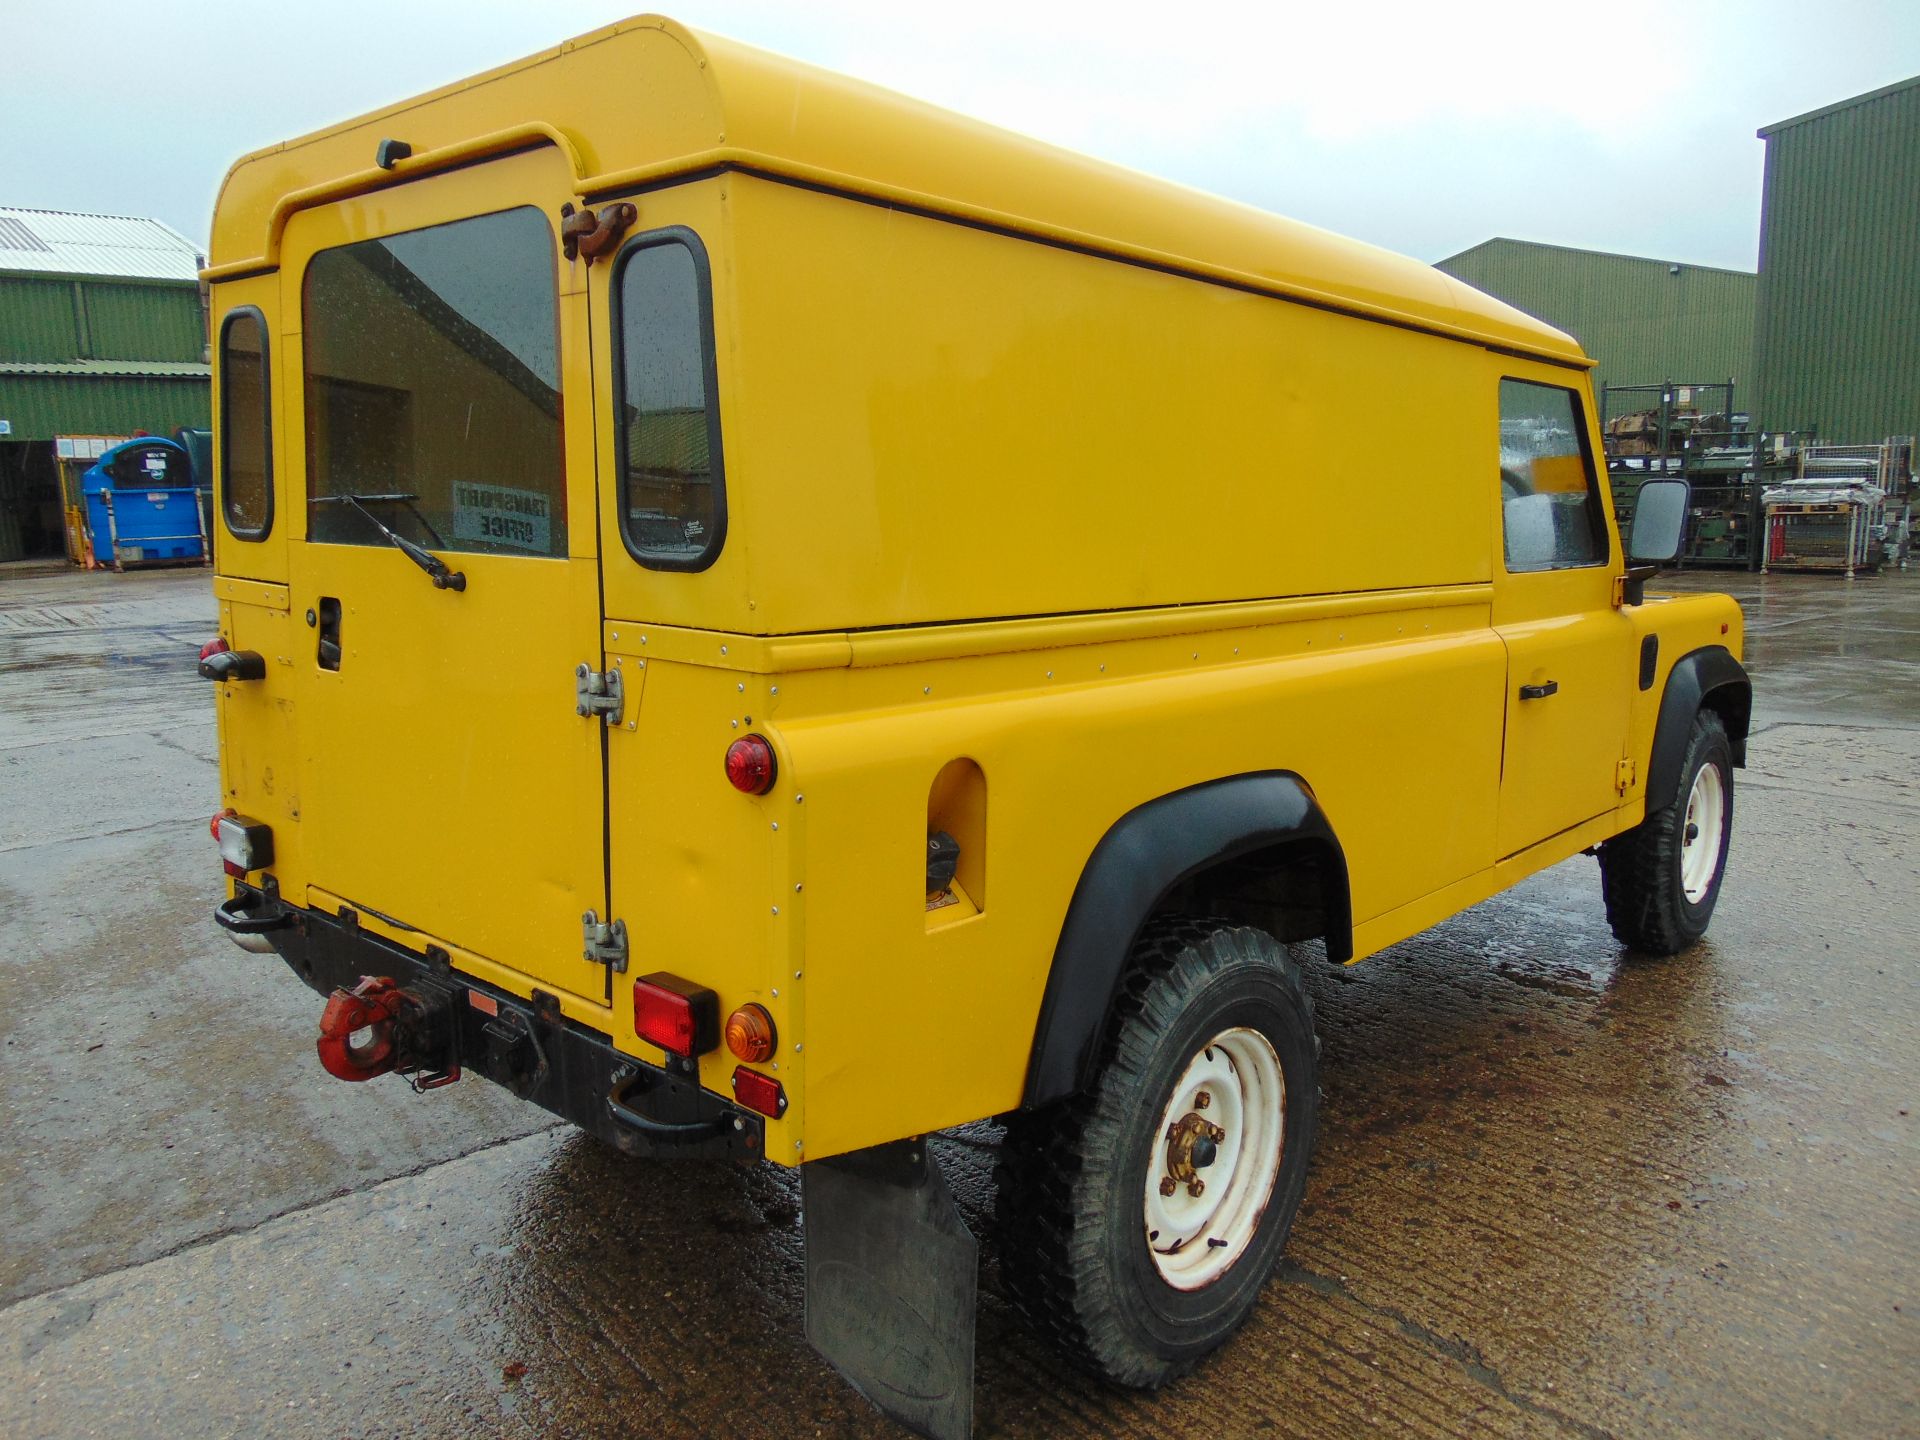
[{"xmin": 227, "ymin": 883, "xmax": 764, "ymax": 1162}]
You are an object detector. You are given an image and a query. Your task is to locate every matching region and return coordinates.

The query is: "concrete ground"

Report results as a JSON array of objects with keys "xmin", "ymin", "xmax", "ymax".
[{"xmin": 0, "ymin": 563, "xmax": 1913, "ymax": 1439}]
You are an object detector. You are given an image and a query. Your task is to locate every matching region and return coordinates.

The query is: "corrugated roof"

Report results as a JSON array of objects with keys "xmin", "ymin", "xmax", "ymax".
[
  {"xmin": 1436, "ymin": 236, "xmax": 1753, "ymax": 279},
  {"xmin": 1758, "ymin": 74, "xmax": 1920, "ymax": 138},
  {"xmin": 0, "ymin": 359, "xmax": 211, "ymax": 378},
  {"xmin": 0, "ymin": 206, "xmax": 202, "ymax": 282}
]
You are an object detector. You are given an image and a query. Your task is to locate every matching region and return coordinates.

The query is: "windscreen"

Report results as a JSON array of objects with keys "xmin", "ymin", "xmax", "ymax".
[{"xmin": 301, "ymin": 206, "xmax": 567, "ymax": 559}]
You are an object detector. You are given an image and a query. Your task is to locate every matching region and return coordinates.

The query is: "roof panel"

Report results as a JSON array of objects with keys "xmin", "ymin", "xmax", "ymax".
[
  {"xmin": 206, "ymin": 14, "xmax": 1585, "ymax": 365},
  {"xmin": 0, "ymin": 206, "xmax": 203, "ymax": 281}
]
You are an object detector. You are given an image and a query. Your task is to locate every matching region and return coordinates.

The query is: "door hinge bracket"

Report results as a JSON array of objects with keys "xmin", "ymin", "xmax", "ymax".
[
  {"xmin": 1616, "ymin": 757, "xmax": 1637, "ymax": 795},
  {"xmin": 582, "ymin": 910, "xmax": 629, "ymax": 973},
  {"xmin": 575, "ymin": 663, "xmax": 624, "ymax": 725}
]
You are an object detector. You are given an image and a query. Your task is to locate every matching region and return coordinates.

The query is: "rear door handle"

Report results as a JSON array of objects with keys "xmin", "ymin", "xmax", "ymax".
[{"xmin": 1518, "ymin": 680, "xmax": 1560, "ymax": 700}]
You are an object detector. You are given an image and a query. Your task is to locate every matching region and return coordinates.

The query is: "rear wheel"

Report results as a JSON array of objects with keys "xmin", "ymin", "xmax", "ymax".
[
  {"xmin": 996, "ymin": 918, "xmax": 1318, "ymax": 1387},
  {"xmin": 1599, "ymin": 709, "xmax": 1734, "ymax": 955}
]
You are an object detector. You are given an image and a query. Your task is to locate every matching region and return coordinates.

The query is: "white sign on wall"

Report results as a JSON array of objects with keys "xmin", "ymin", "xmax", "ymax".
[{"xmin": 0, "ymin": 420, "xmax": 11, "ymax": 436}]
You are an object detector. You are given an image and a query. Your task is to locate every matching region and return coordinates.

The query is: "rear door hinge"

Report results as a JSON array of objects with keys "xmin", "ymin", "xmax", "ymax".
[
  {"xmin": 1616, "ymin": 757, "xmax": 1637, "ymax": 795},
  {"xmin": 575, "ymin": 663, "xmax": 624, "ymax": 725},
  {"xmin": 582, "ymin": 910, "xmax": 629, "ymax": 973}
]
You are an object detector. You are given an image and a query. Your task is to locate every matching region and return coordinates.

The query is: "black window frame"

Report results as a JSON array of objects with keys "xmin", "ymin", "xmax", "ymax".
[
  {"xmin": 218, "ymin": 305, "xmax": 274, "ymax": 542},
  {"xmin": 1497, "ymin": 376, "xmax": 1611, "ymax": 573},
  {"xmin": 610, "ymin": 225, "xmax": 728, "ymax": 573}
]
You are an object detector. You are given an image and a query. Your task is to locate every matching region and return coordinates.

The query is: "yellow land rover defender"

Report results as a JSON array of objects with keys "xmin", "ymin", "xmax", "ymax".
[{"xmin": 201, "ymin": 18, "xmax": 1749, "ymax": 1438}]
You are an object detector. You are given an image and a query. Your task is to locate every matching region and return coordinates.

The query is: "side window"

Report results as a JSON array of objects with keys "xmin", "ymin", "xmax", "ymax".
[
  {"xmin": 219, "ymin": 308, "xmax": 272, "ymax": 539},
  {"xmin": 1498, "ymin": 379, "xmax": 1606, "ymax": 572},
  {"xmin": 614, "ymin": 230, "xmax": 725, "ymax": 570}
]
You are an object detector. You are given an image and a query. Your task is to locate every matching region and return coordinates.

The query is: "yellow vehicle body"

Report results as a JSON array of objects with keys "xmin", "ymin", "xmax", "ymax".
[{"xmin": 203, "ymin": 15, "xmax": 1745, "ymax": 1179}]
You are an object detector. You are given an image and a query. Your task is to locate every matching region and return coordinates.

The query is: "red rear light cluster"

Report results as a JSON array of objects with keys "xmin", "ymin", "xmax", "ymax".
[
  {"xmin": 633, "ymin": 978, "xmax": 787, "ymax": 1121},
  {"xmin": 199, "ymin": 637, "xmax": 230, "ymax": 662},
  {"xmin": 724, "ymin": 734, "xmax": 777, "ymax": 795},
  {"xmin": 212, "ymin": 810, "xmax": 273, "ymax": 877},
  {"xmin": 632, "ymin": 972, "xmax": 720, "ymax": 1058}
]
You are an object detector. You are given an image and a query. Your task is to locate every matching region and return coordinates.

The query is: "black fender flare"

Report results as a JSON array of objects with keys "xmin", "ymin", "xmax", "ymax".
[
  {"xmin": 1646, "ymin": 644, "xmax": 1751, "ymax": 811},
  {"xmin": 1020, "ymin": 771, "xmax": 1350, "ymax": 1109}
]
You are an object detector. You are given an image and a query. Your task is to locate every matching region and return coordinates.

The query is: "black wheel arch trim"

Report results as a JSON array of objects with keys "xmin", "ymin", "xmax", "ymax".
[
  {"xmin": 1647, "ymin": 644, "xmax": 1750, "ymax": 810},
  {"xmin": 1020, "ymin": 770, "xmax": 1351, "ymax": 1109}
]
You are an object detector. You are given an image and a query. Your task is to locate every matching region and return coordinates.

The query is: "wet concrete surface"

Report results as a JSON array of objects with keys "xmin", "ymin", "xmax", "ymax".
[{"xmin": 1, "ymin": 564, "xmax": 1915, "ymax": 1439}]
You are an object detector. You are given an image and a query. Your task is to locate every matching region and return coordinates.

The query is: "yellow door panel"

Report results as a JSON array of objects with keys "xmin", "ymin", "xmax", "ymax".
[
  {"xmin": 277, "ymin": 149, "xmax": 613, "ymax": 1007},
  {"xmin": 1496, "ymin": 598, "xmax": 1633, "ymax": 855},
  {"xmin": 1492, "ymin": 372, "xmax": 1633, "ymax": 856}
]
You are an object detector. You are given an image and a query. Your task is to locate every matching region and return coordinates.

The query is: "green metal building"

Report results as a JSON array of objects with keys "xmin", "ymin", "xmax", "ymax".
[
  {"xmin": 0, "ymin": 207, "xmax": 210, "ymax": 561},
  {"xmin": 1752, "ymin": 75, "xmax": 1920, "ymax": 446},
  {"xmin": 1435, "ymin": 238, "xmax": 1756, "ymax": 410}
]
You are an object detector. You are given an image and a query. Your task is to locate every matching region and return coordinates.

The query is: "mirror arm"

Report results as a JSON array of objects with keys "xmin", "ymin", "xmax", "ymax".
[{"xmin": 1620, "ymin": 563, "xmax": 1661, "ymax": 606}]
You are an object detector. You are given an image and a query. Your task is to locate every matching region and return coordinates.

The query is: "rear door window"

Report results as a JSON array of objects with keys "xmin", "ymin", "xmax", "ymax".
[
  {"xmin": 301, "ymin": 206, "xmax": 567, "ymax": 558},
  {"xmin": 1498, "ymin": 379, "xmax": 1607, "ymax": 571},
  {"xmin": 218, "ymin": 308, "xmax": 272, "ymax": 538},
  {"xmin": 613, "ymin": 230, "xmax": 726, "ymax": 570}
]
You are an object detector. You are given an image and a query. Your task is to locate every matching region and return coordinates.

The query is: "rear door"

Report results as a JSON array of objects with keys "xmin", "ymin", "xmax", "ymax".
[
  {"xmin": 281, "ymin": 148, "xmax": 613, "ymax": 1005},
  {"xmin": 1491, "ymin": 374, "xmax": 1634, "ymax": 857}
]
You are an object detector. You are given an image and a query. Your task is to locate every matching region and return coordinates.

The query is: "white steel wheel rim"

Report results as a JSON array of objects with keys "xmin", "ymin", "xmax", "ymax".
[
  {"xmin": 1681, "ymin": 762, "xmax": 1727, "ymax": 903},
  {"xmin": 1142, "ymin": 1026, "xmax": 1285, "ymax": 1290}
]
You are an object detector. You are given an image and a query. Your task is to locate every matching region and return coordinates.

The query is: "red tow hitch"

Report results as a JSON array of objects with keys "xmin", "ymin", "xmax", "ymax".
[{"xmin": 317, "ymin": 976, "xmax": 460, "ymax": 1090}]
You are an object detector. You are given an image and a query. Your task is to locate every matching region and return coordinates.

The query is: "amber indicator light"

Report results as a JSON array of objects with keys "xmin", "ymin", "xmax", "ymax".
[{"xmin": 725, "ymin": 1003, "xmax": 777, "ymax": 1063}]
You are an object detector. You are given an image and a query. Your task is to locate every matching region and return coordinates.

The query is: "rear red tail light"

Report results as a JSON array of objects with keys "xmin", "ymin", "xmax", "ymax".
[
  {"xmin": 632, "ymin": 972, "xmax": 720, "ymax": 1058},
  {"xmin": 732, "ymin": 1065, "xmax": 788, "ymax": 1118},
  {"xmin": 213, "ymin": 811, "xmax": 273, "ymax": 875},
  {"xmin": 199, "ymin": 637, "xmax": 230, "ymax": 662},
  {"xmin": 725, "ymin": 734, "xmax": 777, "ymax": 795}
]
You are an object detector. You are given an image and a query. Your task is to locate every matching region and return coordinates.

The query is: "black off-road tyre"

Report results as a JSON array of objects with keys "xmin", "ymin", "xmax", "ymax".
[
  {"xmin": 995, "ymin": 917, "xmax": 1319, "ymax": 1388},
  {"xmin": 1598, "ymin": 709, "xmax": 1734, "ymax": 955}
]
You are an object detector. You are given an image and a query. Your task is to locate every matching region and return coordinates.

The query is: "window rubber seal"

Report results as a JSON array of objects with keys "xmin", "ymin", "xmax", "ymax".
[{"xmin": 607, "ymin": 225, "xmax": 728, "ymax": 574}]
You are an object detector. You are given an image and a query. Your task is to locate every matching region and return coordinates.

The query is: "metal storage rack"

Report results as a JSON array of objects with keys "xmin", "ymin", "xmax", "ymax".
[
  {"xmin": 1600, "ymin": 380, "xmax": 1790, "ymax": 571},
  {"xmin": 1761, "ymin": 437, "xmax": 1915, "ymax": 577}
]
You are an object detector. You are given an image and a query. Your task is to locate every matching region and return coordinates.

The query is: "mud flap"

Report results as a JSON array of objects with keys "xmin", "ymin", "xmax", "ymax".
[{"xmin": 803, "ymin": 1140, "xmax": 977, "ymax": 1440}]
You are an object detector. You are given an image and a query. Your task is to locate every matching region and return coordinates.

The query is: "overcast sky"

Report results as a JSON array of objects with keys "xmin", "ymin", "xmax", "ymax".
[{"xmin": 5, "ymin": 1, "xmax": 1917, "ymax": 272}]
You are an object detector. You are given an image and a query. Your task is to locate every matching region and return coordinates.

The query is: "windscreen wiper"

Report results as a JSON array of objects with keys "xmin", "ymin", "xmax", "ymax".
[{"xmin": 312, "ymin": 493, "xmax": 467, "ymax": 592}]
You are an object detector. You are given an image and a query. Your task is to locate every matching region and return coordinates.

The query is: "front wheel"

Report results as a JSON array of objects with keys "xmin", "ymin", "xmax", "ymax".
[
  {"xmin": 1599, "ymin": 708, "xmax": 1735, "ymax": 954},
  {"xmin": 996, "ymin": 918, "xmax": 1318, "ymax": 1387}
]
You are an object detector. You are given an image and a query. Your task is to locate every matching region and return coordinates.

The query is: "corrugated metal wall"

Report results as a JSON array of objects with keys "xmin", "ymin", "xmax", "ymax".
[
  {"xmin": 0, "ymin": 278, "xmax": 83, "ymax": 363},
  {"xmin": 1753, "ymin": 77, "xmax": 1920, "ymax": 444},
  {"xmin": 0, "ymin": 374, "xmax": 209, "ymax": 438},
  {"xmin": 84, "ymin": 281, "xmax": 207, "ymax": 361},
  {"xmin": 1437, "ymin": 239, "xmax": 1755, "ymax": 405},
  {"xmin": 0, "ymin": 274, "xmax": 204, "ymax": 364}
]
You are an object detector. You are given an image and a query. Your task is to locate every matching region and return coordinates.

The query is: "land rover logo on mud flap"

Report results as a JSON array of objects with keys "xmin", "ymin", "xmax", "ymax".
[
  {"xmin": 811, "ymin": 1260, "xmax": 955, "ymax": 1402},
  {"xmin": 451, "ymin": 481, "xmax": 552, "ymax": 552}
]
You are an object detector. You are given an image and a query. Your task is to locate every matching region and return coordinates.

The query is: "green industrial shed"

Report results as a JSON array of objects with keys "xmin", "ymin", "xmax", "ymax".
[
  {"xmin": 1435, "ymin": 237, "xmax": 1756, "ymax": 407},
  {"xmin": 1753, "ymin": 75, "xmax": 1920, "ymax": 446},
  {"xmin": 0, "ymin": 207, "xmax": 210, "ymax": 562}
]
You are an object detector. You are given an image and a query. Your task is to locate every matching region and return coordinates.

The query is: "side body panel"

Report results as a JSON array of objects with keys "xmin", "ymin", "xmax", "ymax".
[{"xmin": 717, "ymin": 175, "xmax": 1497, "ymax": 634}]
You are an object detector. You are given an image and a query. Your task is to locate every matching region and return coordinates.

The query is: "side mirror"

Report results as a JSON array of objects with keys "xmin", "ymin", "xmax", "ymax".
[{"xmin": 1628, "ymin": 479, "xmax": 1689, "ymax": 565}]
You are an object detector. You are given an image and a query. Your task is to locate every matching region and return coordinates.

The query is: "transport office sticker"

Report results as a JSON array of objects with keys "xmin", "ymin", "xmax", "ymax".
[{"xmin": 452, "ymin": 482, "xmax": 552, "ymax": 552}]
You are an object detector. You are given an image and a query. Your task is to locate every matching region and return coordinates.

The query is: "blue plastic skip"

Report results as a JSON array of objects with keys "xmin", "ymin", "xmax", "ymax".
[{"xmin": 81, "ymin": 437, "xmax": 210, "ymax": 567}]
